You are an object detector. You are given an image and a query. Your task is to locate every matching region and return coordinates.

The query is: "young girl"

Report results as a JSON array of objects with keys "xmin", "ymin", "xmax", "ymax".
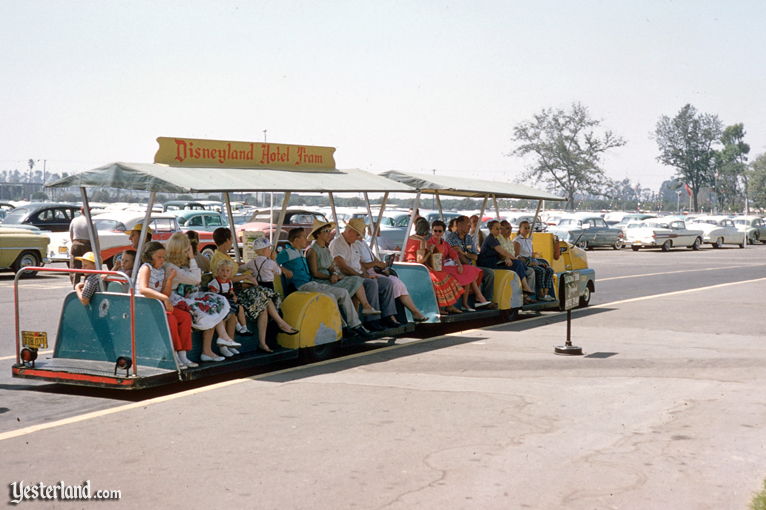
[
  {"xmin": 136, "ymin": 242, "xmax": 197, "ymax": 368},
  {"xmin": 208, "ymin": 259, "xmax": 252, "ymax": 340},
  {"xmin": 164, "ymin": 232, "xmax": 237, "ymax": 362}
]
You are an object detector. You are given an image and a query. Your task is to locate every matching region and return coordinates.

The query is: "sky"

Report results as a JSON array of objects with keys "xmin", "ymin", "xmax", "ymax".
[{"xmin": 1, "ymin": 0, "xmax": 765, "ymax": 192}]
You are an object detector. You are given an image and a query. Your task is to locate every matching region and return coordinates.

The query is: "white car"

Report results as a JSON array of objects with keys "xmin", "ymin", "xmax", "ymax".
[
  {"xmin": 47, "ymin": 218, "xmax": 130, "ymax": 263},
  {"xmin": 626, "ymin": 219, "xmax": 704, "ymax": 252},
  {"xmin": 686, "ymin": 216, "xmax": 746, "ymax": 248},
  {"xmin": 732, "ymin": 216, "xmax": 766, "ymax": 245}
]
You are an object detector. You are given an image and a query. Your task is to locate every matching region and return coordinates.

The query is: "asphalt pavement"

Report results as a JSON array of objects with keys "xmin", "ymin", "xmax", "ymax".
[{"xmin": 1, "ymin": 245, "xmax": 766, "ymax": 509}]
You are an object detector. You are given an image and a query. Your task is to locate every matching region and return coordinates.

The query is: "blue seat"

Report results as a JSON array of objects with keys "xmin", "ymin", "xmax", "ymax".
[
  {"xmin": 55, "ymin": 293, "xmax": 176, "ymax": 370},
  {"xmin": 391, "ymin": 262, "xmax": 439, "ymax": 322}
]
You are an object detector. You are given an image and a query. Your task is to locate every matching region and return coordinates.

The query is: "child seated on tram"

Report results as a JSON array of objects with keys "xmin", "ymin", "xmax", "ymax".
[
  {"xmin": 119, "ymin": 250, "xmax": 136, "ymax": 281},
  {"xmin": 74, "ymin": 252, "xmax": 102, "ymax": 306},
  {"xmin": 208, "ymin": 259, "xmax": 252, "ymax": 336},
  {"xmin": 241, "ymin": 236, "xmax": 289, "ymax": 290}
]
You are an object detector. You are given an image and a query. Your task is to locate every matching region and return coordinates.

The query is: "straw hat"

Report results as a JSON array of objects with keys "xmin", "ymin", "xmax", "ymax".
[
  {"xmin": 75, "ymin": 252, "xmax": 97, "ymax": 264},
  {"xmin": 346, "ymin": 218, "xmax": 366, "ymax": 236},
  {"xmin": 129, "ymin": 223, "xmax": 153, "ymax": 234},
  {"xmin": 309, "ymin": 218, "xmax": 335, "ymax": 238}
]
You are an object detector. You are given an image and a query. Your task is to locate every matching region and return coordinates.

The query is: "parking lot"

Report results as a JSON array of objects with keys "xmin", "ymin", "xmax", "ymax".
[{"xmin": 2, "ymin": 244, "xmax": 766, "ymax": 509}]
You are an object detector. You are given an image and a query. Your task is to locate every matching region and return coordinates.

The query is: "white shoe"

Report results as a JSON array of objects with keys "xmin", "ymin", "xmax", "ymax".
[
  {"xmin": 177, "ymin": 361, "xmax": 187, "ymax": 369},
  {"xmin": 185, "ymin": 360, "xmax": 199, "ymax": 368},
  {"xmin": 216, "ymin": 338, "xmax": 242, "ymax": 348},
  {"xmin": 235, "ymin": 323, "xmax": 249, "ymax": 333},
  {"xmin": 200, "ymin": 354, "xmax": 225, "ymax": 362},
  {"xmin": 541, "ymin": 295, "xmax": 556, "ymax": 302},
  {"xmin": 219, "ymin": 346, "xmax": 234, "ymax": 358},
  {"xmin": 228, "ymin": 347, "xmax": 240, "ymax": 355},
  {"xmin": 475, "ymin": 301, "xmax": 492, "ymax": 308}
]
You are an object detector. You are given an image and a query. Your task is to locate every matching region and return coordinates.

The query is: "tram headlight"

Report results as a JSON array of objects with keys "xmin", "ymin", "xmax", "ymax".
[
  {"xmin": 114, "ymin": 356, "xmax": 132, "ymax": 377},
  {"xmin": 20, "ymin": 347, "xmax": 38, "ymax": 367}
]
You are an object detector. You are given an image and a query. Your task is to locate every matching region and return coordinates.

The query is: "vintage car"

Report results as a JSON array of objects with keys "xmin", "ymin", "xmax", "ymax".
[
  {"xmin": 0, "ymin": 227, "xmax": 49, "ymax": 277},
  {"xmin": 1, "ymin": 202, "xmax": 79, "ymax": 232},
  {"xmin": 236, "ymin": 208, "xmax": 329, "ymax": 245},
  {"xmin": 174, "ymin": 210, "xmax": 228, "ymax": 231},
  {"xmin": 686, "ymin": 216, "xmax": 746, "ymax": 248},
  {"xmin": 626, "ymin": 219, "xmax": 704, "ymax": 251},
  {"xmin": 732, "ymin": 216, "xmax": 766, "ymax": 244},
  {"xmin": 547, "ymin": 214, "xmax": 624, "ymax": 250}
]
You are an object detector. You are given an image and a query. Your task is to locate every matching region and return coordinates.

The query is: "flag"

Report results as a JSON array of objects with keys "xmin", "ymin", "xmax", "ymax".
[{"xmin": 683, "ymin": 183, "xmax": 692, "ymax": 196}]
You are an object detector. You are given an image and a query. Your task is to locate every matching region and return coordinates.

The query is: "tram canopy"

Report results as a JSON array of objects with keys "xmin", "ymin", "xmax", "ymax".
[
  {"xmin": 46, "ymin": 162, "xmax": 414, "ymax": 194},
  {"xmin": 378, "ymin": 170, "xmax": 565, "ymax": 201}
]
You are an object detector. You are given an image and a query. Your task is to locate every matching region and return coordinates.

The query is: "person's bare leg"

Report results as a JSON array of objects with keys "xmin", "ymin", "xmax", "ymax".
[
  {"xmin": 201, "ymin": 328, "xmax": 217, "ymax": 357},
  {"xmin": 237, "ymin": 306, "xmax": 247, "ymax": 327},
  {"xmin": 257, "ymin": 310, "xmax": 272, "ymax": 352},
  {"xmin": 265, "ymin": 301, "xmax": 298, "ymax": 333},
  {"xmin": 225, "ymin": 314, "xmax": 237, "ymax": 339},
  {"xmin": 215, "ymin": 321, "xmax": 234, "ymax": 341},
  {"xmin": 470, "ymin": 281, "xmax": 487, "ymax": 303},
  {"xmin": 354, "ymin": 286, "xmax": 377, "ymax": 312},
  {"xmin": 398, "ymin": 294, "xmax": 425, "ymax": 320}
]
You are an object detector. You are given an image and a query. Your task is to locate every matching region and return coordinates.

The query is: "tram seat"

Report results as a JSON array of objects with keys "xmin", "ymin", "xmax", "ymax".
[
  {"xmin": 277, "ymin": 291, "xmax": 342, "ymax": 349},
  {"xmin": 391, "ymin": 262, "xmax": 439, "ymax": 322},
  {"xmin": 490, "ymin": 268, "xmax": 521, "ymax": 310},
  {"xmin": 55, "ymin": 292, "xmax": 176, "ymax": 370},
  {"xmin": 106, "ymin": 281, "xmax": 130, "ymax": 293}
]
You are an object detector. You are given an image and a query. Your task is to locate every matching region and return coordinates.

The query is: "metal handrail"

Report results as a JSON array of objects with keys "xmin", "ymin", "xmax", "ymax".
[{"xmin": 13, "ymin": 267, "xmax": 136, "ymax": 377}]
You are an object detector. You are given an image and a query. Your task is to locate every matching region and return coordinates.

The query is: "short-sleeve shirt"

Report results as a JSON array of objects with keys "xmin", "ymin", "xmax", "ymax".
[
  {"xmin": 477, "ymin": 235, "xmax": 503, "ymax": 267},
  {"xmin": 80, "ymin": 274, "xmax": 101, "ymax": 300},
  {"xmin": 276, "ymin": 243, "xmax": 311, "ymax": 288},
  {"xmin": 243, "ymin": 255, "xmax": 281, "ymax": 283},
  {"xmin": 328, "ymin": 236, "xmax": 362, "ymax": 272},
  {"xmin": 208, "ymin": 278, "xmax": 234, "ymax": 295},
  {"xmin": 445, "ymin": 231, "xmax": 477, "ymax": 254},
  {"xmin": 209, "ymin": 249, "xmax": 231, "ymax": 275}
]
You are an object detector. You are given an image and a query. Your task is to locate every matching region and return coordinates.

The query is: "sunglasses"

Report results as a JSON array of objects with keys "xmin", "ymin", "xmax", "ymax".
[
  {"xmin": 320, "ymin": 229, "xmax": 332, "ymax": 234},
  {"xmin": 432, "ymin": 229, "xmax": 444, "ymax": 233}
]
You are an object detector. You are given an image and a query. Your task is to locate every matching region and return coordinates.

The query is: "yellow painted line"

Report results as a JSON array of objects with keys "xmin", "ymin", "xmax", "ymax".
[
  {"xmin": 0, "ymin": 335, "xmax": 449, "ymax": 443},
  {"xmin": 4, "ymin": 276, "xmax": 765, "ymax": 442},
  {"xmin": 599, "ymin": 264, "xmax": 766, "ymax": 282},
  {"xmin": 0, "ymin": 350, "xmax": 53, "ymax": 362},
  {"xmin": 0, "ymin": 379, "xmax": 248, "ymax": 442}
]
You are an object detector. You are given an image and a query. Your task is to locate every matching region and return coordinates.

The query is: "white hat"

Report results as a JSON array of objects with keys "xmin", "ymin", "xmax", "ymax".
[{"xmin": 252, "ymin": 237, "xmax": 272, "ymax": 250}]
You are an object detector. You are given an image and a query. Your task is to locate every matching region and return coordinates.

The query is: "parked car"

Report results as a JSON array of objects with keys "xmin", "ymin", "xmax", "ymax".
[
  {"xmin": 162, "ymin": 200, "xmax": 206, "ymax": 212},
  {"xmin": 732, "ymin": 216, "xmax": 766, "ymax": 245},
  {"xmin": 236, "ymin": 208, "xmax": 329, "ymax": 245},
  {"xmin": 174, "ymin": 210, "xmax": 228, "ymax": 231},
  {"xmin": 1, "ymin": 202, "xmax": 79, "ymax": 232},
  {"xmin": 547, "ymin": 215, "xmax": 624, "ymax": 250},
  {"xmin": 686, "ymin": 216, "xmax": 746, "ymax": 248},
  {"xmin": 0, "ymin": 227, "xmax": 49, "ymax": 277},
  {"xmin": 626, "ymin": 219, "xmax": 704, "ymax": 251}
]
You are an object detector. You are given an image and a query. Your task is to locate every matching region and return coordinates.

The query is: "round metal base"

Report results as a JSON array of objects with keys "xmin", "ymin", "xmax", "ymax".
[{"xmin": 554, "ymin": 344, "xmax": 583, "ymax": 356}]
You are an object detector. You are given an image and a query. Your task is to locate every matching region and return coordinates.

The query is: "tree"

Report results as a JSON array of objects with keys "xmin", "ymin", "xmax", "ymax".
[
  {"xmin": 748, "ymin": 153, "xmax": 766, "ymax": 211},
  {"xmin": 713, "ymin": 123, "xmax": 750, "ymax": 213},
  {"xmin": 654, "ymin": 104, "xmax": 722, "ymax": 212},
  {"xmin": 511, "ymin": 102, "xmax": 626, "ymax": 210}
]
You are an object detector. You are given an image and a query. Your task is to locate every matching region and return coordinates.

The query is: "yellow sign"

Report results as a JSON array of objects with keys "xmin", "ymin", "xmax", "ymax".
[
  {"xmin": 154, "ymin": 137, "xmax": 336, "ymax": 171},
  {"xmin": 22, "ymin": 330, "xmax": 48, "ymax": 349}
]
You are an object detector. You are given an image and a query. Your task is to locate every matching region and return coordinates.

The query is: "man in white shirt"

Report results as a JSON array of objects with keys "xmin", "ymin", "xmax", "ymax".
[
  {"xmin": 68, "ymin": 207, "xmax": 92, "ymax": 286},
  {"xmin": 329, "ymin": 218, "xmax": 398, "ymax": 330}
]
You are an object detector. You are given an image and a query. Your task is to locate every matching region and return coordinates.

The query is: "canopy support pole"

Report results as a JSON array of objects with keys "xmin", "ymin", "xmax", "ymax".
[
  {"xmin": 374, "ymin": 192, "xmax": 389, "ymax": 258},
  {"xmin": 223, "ymin": 192, "xmax": 240, "ymax": 263},
  {"xmin": 472, "ymin": 196, "xmax": 488, "ymax": 239},
  {"xmin": 435, "ymin": 191, "xmax": 444, "ymax": 220},
  {"xmin": 492, "ymin": 194, "xmax": 500, "ymax": 219},
  {"xmin": 399, "ymin": 191, "xmax": 421, "ymax": 261},
  {"xmin": 531, "ymin": 200, "xmax": 543, "ymax": 232},
  {"xmin": 79, "ymin": 187, "xmax": 103, "ymax": 290},
  {"xmin": 131, "ymin": 192, "xmax": 156, "ymax": 288},
  {"xmin": 274, "ymin": 192, "xmax": 291, "ymax": 248},
  {"xmin": 363, "ymin": 192, "xmax": 378, "ymax": 256},
  {"xmin": 327, "ymin": 192, "xmax": 339, "ymax": 229}
]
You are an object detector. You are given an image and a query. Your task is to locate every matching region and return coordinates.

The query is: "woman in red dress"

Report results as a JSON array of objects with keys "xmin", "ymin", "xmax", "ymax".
[
  {"xmin": 404, "ymin": 218, "xmax": 464, "ymax": 314},
  {"xmin": 428, "ymin": 220, "xmax": 492, "ymax": 311}
]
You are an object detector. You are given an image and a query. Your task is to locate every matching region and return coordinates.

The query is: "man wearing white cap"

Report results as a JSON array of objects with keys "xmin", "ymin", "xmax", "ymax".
[{"xmin": 329, "ymin": 218, "xmax": 398, "ymax": 330}]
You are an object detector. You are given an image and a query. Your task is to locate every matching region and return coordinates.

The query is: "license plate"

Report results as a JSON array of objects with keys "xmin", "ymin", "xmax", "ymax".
[
  {"xmin": 58, "ymin": 246, "xmax": 69, "ymax": 254},
  {"xmin": 22, "ymin": 331, "xmax": 48, "ymax": 349}
]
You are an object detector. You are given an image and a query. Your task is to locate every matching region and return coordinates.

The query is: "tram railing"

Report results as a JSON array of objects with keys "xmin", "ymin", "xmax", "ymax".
[{"xmin": 13, "ymin": 267, "xmax": 137, "ymax": 377}]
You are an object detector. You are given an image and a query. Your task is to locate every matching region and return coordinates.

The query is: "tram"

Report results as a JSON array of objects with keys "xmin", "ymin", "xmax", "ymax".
[{"xmin": 12, "ymin": 137, "xmax": 594, "ymax": 390}]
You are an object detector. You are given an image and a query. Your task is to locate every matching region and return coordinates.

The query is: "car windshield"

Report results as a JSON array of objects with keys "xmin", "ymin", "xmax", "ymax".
[
  {"xmin": 94, "ymin": 219, "xmax": 126, "ymax": 231},
  {"xmin": 733, "ymin": 219, "xmax": 749, "ymax": 225},
  {"xmin": 1, "ymin": 207, "xmax": 31, "ymax": 224}
]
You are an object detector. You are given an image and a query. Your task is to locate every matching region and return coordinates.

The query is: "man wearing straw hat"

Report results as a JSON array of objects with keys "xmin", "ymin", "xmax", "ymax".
[{"xmin": 329, "ymin": 218, "xmax": 398, "ymax": 331}]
